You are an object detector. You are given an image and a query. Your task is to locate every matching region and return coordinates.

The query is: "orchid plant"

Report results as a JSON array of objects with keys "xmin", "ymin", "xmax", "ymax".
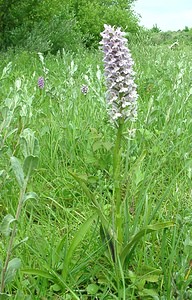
[
  {"xmin": 70, "ymin": 25, "xmax": 173, "ymax": 275},
  {"xmin": 20, "ymin": 25, "xmax": 174, "ymax": 299}
]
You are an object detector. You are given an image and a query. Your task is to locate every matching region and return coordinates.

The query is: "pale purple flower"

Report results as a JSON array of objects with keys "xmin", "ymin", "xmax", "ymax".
[
  {"xmin": 100, "ymin": 24, "xmax": 138, "ymax": 122},
  {"xmin": 38, "ymin": 76, "xmax": 45, "ymax": 89},
  {"xmin": 81, "ymin": 84, "xmax": 89, "ymax": 95}
]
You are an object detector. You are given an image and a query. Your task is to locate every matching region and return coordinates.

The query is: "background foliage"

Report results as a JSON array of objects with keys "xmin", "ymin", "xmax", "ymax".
[
  {"xmin": 0, "ymin": 0, "xmax": 139, "ymax": 52},
  {"xmin": 149, "ymin": 27, "xmax": 192, "ymax": 46}
]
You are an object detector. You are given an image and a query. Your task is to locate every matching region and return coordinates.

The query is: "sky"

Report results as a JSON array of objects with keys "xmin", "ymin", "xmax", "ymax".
[{"xmin": 133, "ymin": 0, "xmax": 192, "ymax": 31}]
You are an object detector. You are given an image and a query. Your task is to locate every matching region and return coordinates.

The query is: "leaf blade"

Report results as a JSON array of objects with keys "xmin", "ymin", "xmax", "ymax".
[
  {"xmin": 10, "ymin": 156, "xmax": 24, "ymax": 188},
  {"xmin": 62, "ymin": 213, "xmax": 97, "ymax": 279},
  {"xmin": 120, "ymin": 221, "xmax": 174, "ymax": 266}
]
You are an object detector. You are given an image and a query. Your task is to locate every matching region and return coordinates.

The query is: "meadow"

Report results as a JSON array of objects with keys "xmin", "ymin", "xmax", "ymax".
[{"xmin": 0, "ymin": 40, "xmax": 192, "ymax": 299}]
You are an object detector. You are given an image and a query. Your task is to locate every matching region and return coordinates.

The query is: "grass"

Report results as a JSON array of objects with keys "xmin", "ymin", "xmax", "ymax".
[{"xmin": 0, "ymin": 41, "xmax": 192, "ymax": 299}]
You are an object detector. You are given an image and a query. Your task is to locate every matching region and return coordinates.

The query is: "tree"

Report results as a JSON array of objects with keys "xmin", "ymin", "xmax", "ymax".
[
  {"xmin": 0, "ymin": 0, "xmax": 139, "ymax": 50},
  {"xmin": 150, "ymin": 24, "xmax": 161, "ymax": 33},
  {"xmin": 0, "ymin": 0, "xmax": 40, "ymax": 49},
  {"xmin": 69, "ymin": 0, "xmax": 139, "ymax": 47}
]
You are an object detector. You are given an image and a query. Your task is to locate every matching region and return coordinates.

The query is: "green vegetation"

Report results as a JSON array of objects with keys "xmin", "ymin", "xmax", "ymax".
[
  {"xmin": 148, "ymin": 25, "xmax": 192, "ymax": 46},
  {"xmin": 0, "ymin": 1, "xmax": 192, "ymax": 298},
  {"xmin": 0, "ymin": 0, "xmax": 138, "ymax": 51},
  {"xmin": 1, "ymin": 35, "xmax": 192, "ymax": 299}
]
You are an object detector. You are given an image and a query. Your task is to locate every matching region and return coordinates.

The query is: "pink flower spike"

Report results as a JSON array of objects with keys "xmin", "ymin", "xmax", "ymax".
[{"xmin": 100, "ymin": 25, "xmax": 138, "ymax": 123}]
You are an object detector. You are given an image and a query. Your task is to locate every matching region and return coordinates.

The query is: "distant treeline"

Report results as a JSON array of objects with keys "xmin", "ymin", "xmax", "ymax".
[
  {"xmin": 0, "ymin": 0, "xmax": 139, "ymax": 52},
  {"xmin": 146, "ymin": 25, "xmax": 192, "ymax": 46}
]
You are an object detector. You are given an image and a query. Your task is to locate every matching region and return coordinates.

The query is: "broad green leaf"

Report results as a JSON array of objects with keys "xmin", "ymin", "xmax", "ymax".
[
  {"xmin": 4, "ymin": 258, "xmax": 21, "ymax": 284},
  {"xmin": 103, "ymin": 141, "xmax": 113, "ymax": 151},
  {"xmin": 75, "ymin": 173, "xmax": 88, "ymax": 182},
  {"xmin": 139, "ymin": 288, "xmax": 159, "ymax": 298},
  {"xmin": 86, "ymin": 284, "xmax": 99, "ymax": 295},
  {"xmin": 10, "ymin": 156, "xmax": 24, "ymax": 188},
  {"xmin": 92, "ymin": 140, "xmax": 102, "ymax": 151},
  {"xmin": 0, "ymin": 214, "xmax": 16, "ymax": 237},
  {"xmin": 120, "ymin": 222, "xmax": 174, "ymax": 266},
  {"xmin": 128, "ymin": 267, "xmax": 161, "ymax": 290},
  {"xmin": 23, "ymin": 192, "xmax": 38, "ymax": 203},
  {"xmin": 20, "ymin": 128, "xmax": 40, "ymax": 158},
  {"xmin": 50, "ymin": 283, "xmax": 61, "ymax": 292},
  {"xmin": 128, "ymin": 270, "xmax": 137, "ymax": 283},
  {"xmin": 139, "ymin": 265, "xmax": 162, "ymax": 277},
  {"xmin": 62, "ymin": 213, "xmax": 97, "ymax": 280},
  {"xmin": 23, "ymin": 155, "xmax": 38, "ymax": 177},
  {"xmin": 87, "ymin": 175, "xmax": 98, "ymax": 184},
  {"xmin": 142, "ymin": 274, "xmax": 159, "ymax": 283}
]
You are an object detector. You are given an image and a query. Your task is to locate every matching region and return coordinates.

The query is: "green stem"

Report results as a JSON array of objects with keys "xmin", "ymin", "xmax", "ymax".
[
  {"xmin": 0, "ymin": 177, "xmax": 28, "ymax": 293},
  {"xmin": 113, "ymin": 119, "xmax": 124, "ymax": 252}
]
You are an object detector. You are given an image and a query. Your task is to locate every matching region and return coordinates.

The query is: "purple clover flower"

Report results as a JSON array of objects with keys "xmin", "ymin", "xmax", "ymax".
[
  {"xmin": 81, "ymin": 84, "xmax": 89, "ymax": 95},
  {"xmin": 38, "ymin": 76, "xmax": 45, "ymax": 89},
  {"xmin": 100, "ymin": 25, "xmax": 138, "ymax": 123}
]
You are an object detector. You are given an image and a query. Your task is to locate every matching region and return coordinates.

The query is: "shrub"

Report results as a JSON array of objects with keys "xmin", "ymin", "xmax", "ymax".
[
  {"xmin": 73, "ymin": 0, "xmax": 139, "ymax": 47},
  {"xmin": 0, "ymin": 0, "xmax": 139, "ymax": 51},
  {"xmin": 10, "ymin": 13, "xmax": 83, "ymax": 54}
]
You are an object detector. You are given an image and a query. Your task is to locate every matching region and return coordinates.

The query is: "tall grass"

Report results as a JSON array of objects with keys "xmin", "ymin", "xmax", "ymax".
[{"xmin": 0, "ymin": 43, "xmax": 192, "ymax": 299}]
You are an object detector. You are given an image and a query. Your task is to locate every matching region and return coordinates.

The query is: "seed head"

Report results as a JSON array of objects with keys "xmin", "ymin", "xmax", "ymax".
[{"xmin": 100, "ymin": 24, "xmax": 138, "ymax": 123}]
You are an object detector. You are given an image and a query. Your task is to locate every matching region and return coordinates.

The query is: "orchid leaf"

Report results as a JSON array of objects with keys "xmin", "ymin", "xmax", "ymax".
[{"xmin": 120, "ymin": 221, "xmax": 174, "ymax": 266}]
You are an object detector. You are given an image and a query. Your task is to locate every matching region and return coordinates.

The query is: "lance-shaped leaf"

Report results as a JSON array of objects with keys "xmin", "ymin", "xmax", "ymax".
[
  {"xmin": 0, "ymin": 214, "xmax": 16, "ymax": 237},
  {"xmin": 0, "ymin": 62, "xmax": 12, "ymax": 80},
  {"xmin": 62, "ymin": 213, "xmax": 97, "ymax": 280},
  {"xmin": 4, "ymin": 258, "xmax": 21, "ymax": 284},
  {"xmin": 23, "ymin": 192, "xmax": 38, "ymax": 204},
  {"xmin": 100, "ymin": 224, "xmax": 115, "ymax": 262},
  {"xmin": 68, "ymin": 170, "xmax": 110, "ymax": 229},
  {"xmin": 120, "ymin": 221, "xmax": 174, "ymax": 266},
  {"xmin": 23, "ymin": 155, "xmax": 38, "ymax": 178},
  {"xmin": 12, "ymin": 237, "xmax": 29, "ymax": 252},
  {"xmin": 10, "ymin": 157, "xmax": 24, "ymax": 188},
  {"xmin": 22, "ymin": 268, "xmax": 79, "ymax": 299},
  {"xmin": 21, "ymin": 268, "xmax": 54, "ymax": 281}
]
